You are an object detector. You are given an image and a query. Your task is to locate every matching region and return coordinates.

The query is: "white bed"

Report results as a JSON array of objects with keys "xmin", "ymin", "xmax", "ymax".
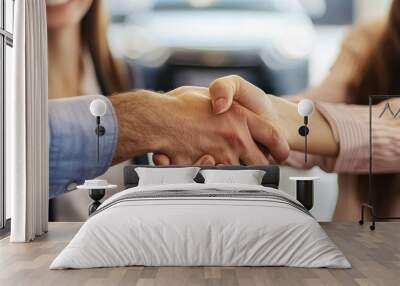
[{"xmin": 50, "ymin": 182, "xmax": 350, "ymax": 269}]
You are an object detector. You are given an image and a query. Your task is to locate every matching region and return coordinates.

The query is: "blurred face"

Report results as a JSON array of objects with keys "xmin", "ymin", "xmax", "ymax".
[{"xmin": 46, "ymin": 0, "xmax": 93, "ymax": 30}]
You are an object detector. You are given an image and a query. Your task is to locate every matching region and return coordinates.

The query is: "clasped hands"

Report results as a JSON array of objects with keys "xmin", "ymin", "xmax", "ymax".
[
  {"xmin": 111, "ymin": 75, "xmax": 336, "ymax": 165},
  {"xmin": 152, "ymin": 75, "xmax": 292, "ymax": 166}
]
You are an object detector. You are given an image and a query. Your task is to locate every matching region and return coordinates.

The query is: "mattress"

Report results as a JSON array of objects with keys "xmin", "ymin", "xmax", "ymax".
[{"xmin": 50, "ymin": 183, "xmax": 351, "ymax": 269}]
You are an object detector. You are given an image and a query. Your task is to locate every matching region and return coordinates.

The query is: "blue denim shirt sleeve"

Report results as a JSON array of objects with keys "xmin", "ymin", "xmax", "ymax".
[{"xmin": 48, "ymin": 95, "xmax": 118, "ymax": 198}]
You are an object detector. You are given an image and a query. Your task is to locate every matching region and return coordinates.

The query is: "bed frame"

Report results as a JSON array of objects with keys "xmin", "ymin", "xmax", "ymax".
[{"xmin": 124, "ymin": 165, "xmax": 280, "ymax": 189}]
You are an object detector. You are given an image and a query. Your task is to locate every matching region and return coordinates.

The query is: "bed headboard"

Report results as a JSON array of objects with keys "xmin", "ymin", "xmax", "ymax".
[{"xmin": 124, "ymin": 165, "xmax": 280, "ymax": 189}]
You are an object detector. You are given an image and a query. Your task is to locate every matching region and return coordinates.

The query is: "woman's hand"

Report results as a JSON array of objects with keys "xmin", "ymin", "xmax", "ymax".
[
  {"xmin": 207, "ymin": 75, "xmax": 338, "ymax": 156},
  {"xmin": 209, "ymin": 75, "xmax": 290, "ymax": 141}
]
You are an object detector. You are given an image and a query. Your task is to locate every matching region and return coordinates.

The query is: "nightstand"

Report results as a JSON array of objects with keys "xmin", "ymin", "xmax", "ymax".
[
  {"xmin": 77, "ymin": 182, "xmax": 117, "ymax": 215},
  {"xmin": 289, "ymin": 177, "xmax": 319, "ymax": 210}
]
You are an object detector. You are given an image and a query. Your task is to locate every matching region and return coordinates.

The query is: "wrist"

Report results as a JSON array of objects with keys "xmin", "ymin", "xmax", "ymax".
[
  {"xmin": 268, "ymin": 95, "xmax": 302, "ymax": 151},
  {"xmin": 109, "ymin": 90, "xmax": 171, "ymax": 164},
  {"xmin": 270, "ymin": 95, "xmax": 339, "ymax": 156}
]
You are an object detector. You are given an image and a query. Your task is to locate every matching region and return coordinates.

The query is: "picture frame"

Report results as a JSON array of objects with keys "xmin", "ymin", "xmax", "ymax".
[{"xmin": 359, "ymin": 95, "xmax": 400, "ymax": 230}]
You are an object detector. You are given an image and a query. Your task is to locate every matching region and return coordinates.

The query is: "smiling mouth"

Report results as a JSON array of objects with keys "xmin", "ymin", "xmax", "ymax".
[{"xmin": 46, "ymin": 0, "xmax": 71, "ymax": 7}]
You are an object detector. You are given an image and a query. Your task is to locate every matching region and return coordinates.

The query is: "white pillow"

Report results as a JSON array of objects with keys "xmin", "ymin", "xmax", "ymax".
[
  {"xmin": 135, "ymin": 167, "xmax": 201, "ymax": 186},
  {"xmin": 200, "ymin": 169, "xmax": 266, "ymax": 185}
]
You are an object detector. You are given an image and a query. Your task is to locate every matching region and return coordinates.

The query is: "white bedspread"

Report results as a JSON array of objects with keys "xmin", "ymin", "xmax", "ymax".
[{"xmin": 50, "ymin": 183, "xmax": 350, "ymax": 269}]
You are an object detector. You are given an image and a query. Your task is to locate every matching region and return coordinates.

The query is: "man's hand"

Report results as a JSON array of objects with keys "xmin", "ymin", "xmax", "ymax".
[
  {"xmin": 153, "ymin": 153, "xmax": 216, "ymax": 166},
  {"xmin": 111, "ymin": 87, "xmax": 289, "ymax": 166}
]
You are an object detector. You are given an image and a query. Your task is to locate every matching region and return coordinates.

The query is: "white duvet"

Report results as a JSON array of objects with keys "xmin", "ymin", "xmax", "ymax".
[{"xmin": 50, "ymin": 183, "xmax": 350, "ymax": 269}]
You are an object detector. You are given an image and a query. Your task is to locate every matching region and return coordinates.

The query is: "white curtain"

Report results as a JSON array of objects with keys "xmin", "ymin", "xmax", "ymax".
[{"xmin": 9, "ymin": 0, "xmax": 49, "ymax": 242}]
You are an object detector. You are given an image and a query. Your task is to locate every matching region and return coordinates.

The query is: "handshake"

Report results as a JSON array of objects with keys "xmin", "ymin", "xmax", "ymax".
[{"xmin": 110, "ymin": 75, "xmax": 337, "ymax": 166}]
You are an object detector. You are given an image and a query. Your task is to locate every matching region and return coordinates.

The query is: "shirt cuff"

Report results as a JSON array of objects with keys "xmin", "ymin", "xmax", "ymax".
[
  {"xmin": 316, "ymin": 102, "xmax": 369, "ymax": 173},
  {"xmin": 48, "ymin": 95, "xmax": 118, "ymax": 198}
]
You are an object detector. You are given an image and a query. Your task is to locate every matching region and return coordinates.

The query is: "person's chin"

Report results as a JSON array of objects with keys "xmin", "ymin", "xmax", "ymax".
[{"xmin": 46, "ymin": 16, "xmax": 75, "ymax": 30}]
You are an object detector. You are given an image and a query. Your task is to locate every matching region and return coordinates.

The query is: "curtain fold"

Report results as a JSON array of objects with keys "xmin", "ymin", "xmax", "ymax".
[{"xmin": 9, "ymin": 0, "xmax": 48, "ymax": 242}]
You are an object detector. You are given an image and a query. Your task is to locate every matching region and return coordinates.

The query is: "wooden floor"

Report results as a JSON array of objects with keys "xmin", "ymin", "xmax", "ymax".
[{"xmin": 0, "ymin": 222, "xmax": 399, "ymax": 286}]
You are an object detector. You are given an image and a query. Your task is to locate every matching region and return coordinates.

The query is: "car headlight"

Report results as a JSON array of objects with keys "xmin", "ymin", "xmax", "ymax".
[
  {"xmin": 274, "ymin": 25, "xmax": 316, "ymax": 60},
  {"xmin": 261, "ymin": 23, "xmax": 315, "ymax": 69}
]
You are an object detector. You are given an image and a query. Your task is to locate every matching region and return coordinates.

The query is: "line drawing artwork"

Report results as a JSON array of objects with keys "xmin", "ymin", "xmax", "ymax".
[{"xmin": 378, "ymin": 101, "xmax": 400, "ymax": 118}]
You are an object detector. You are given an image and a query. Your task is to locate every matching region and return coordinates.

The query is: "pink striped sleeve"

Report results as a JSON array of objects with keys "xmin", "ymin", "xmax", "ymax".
[
  {"xmin": 317, "ymin": 102, "xmax": 370, "ymax": 172},
  {"xmin": 289, "ymin": 101, "xmax": 400, "ymax": 174},
  {"xmin": 285, "ymin": 21, "xmax": 400, "ymax": 173}
]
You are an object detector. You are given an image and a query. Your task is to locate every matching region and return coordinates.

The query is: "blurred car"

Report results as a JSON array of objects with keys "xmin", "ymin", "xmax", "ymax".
[{"xmin": 107, "ymin": 0, "xmax": 316, "ymax": 95}]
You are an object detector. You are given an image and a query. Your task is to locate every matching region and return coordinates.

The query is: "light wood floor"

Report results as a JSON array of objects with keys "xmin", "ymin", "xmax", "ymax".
[{"xmin": 0, "ymin": 222, "xmax": 399, "ymax": 286}]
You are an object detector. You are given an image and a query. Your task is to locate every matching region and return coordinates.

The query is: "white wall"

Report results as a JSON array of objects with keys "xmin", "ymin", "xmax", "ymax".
[{"xmin": 309, "ymin": 26, "xmax": 348, "ymax": 86}]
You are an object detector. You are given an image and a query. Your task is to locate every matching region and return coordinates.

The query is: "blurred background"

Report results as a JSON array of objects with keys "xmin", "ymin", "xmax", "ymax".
[
  {"xmin": 50, "ymin": 0, "xmax": 393, "ymax": 222},
  {"xmin": 104, "ymin": 0, "xmax": 391, "ymax": 93}
]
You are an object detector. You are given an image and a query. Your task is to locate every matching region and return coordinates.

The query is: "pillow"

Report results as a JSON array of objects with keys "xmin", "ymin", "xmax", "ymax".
[
  {"xmin": 200, "ymin": 169, "xmax": 266, "ymax": 185},
  {"xmin": 135, "ymin": 167, "xmax": 201, "ymax": 186}
]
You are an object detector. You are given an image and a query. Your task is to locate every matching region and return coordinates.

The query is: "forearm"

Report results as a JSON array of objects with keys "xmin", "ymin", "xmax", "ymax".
[
  {"xmin": 49, "ymin": 95, "xmax": 117, "ymax": 198},
  {"xmin": 270, "ymin": 95, "xmax": 339, "ymax": 156},
  {"xmin": 48, "ymin": 91, "xmax": 177, "ymax": 197}
]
